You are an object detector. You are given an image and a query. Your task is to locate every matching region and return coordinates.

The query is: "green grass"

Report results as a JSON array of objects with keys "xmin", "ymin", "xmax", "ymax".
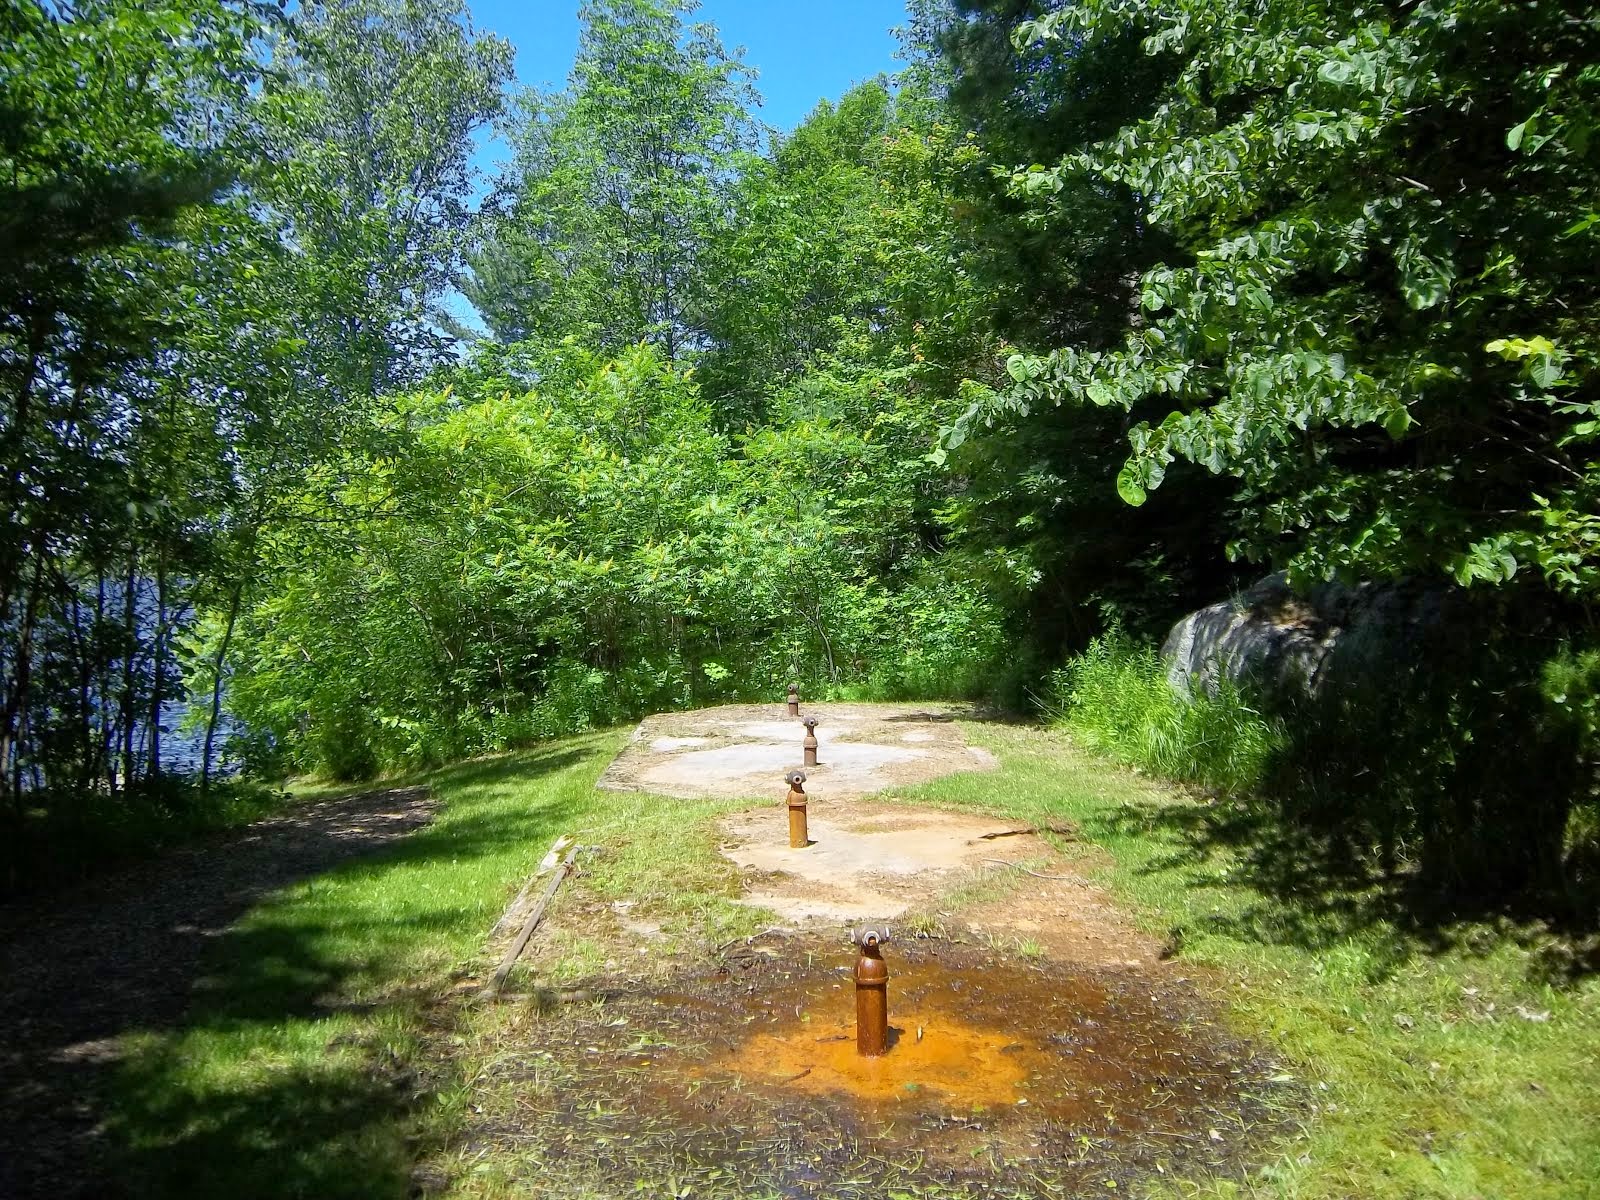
[
  {"xmin": 1044, "ymin": 629, "xmax": 1283, "ymax": 796},
  {"xmin": 903, "ymin": 723, "xmax": 1600, "ymax": 1200},
  {"xmin": 107, "ymin": 730, "xmax": 760, "ymax": 1197},
  {"xmin": 5, "ymin": 776, "xmax": 289, "ymax": 897},
  {"xmin": 101, "ymin": 720, "xmax": 1600, "ymax": 1199}
]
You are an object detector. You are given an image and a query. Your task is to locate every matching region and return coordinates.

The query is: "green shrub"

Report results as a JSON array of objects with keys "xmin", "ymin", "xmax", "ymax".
[
  {"xmin": 853, "ymin": 575, "xmax": 1009, "ymax": 702},
  {"xmin": 1051, "ymin": 621, "xmax": 1596, "ymax": 899},
  {"xmin": 1545, "ymin": 648, "xmax": 1600, "ymax": 868}
]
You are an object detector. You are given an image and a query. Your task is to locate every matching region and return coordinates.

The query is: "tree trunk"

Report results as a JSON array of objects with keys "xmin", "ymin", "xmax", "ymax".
[
  {"xmin": 201, "ymin": 583, "xmax": 244, "ymax": 792},
  {"xmin": 0, "ymin": 557, "xmax": 46, "ymax": 820},
  {"xmin": 119, "ymin": 552, "xmax": 139, "ymax": 790},
  {"xmin": 70, "ymin": 589, "xmax": 93, "ymax": 793},
  {"xmin": 95, "ymin": 569, "xmax": 115, "ymax": 791},
  {"xmin": 147, "ymin": 558, "xmax": 167, "ymax": 781}
]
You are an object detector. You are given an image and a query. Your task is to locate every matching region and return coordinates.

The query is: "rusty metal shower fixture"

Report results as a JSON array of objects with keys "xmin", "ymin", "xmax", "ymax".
[
  {"xmin": 852, "ymin": 926, "xmax": 891, "ymax": 1057},
  {"xmin": 787, "ymin": 683, "xmax": 800, "ymax": 718},
  {"xmin": 802, "ymin": 717, "xmax": 819, "ymax": 767},
  {"xmin": 785, "ymin": 770, "xmax": 809, "ymax": 849}
]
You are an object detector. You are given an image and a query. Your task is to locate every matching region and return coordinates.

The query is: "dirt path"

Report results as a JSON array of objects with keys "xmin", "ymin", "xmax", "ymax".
[
  {"xmin": 454, "ymin": 719, "xmax": 1282, "ymax": 1197},
  {"xmin": 0, "ymin": 786, "xmax": 436, "ymax": 1200}
]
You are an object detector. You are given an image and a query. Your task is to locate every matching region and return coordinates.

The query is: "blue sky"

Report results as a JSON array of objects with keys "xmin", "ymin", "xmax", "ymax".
[{"xmin": 465, "ymin": 0, "xmax": 912, "ymax": 134}]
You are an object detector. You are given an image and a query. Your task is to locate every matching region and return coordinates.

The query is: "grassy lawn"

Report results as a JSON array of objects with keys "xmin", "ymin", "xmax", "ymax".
[
  {"xmin": 917, "ymin": 725, "xmax": 1600, "ymax": 1200},
  {"xmin": 106, "ymin": 722, "xmax": 1599, "ymax": 1199}
]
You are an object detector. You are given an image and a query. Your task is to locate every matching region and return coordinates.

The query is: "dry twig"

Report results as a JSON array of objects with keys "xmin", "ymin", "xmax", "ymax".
[{"xmin": 981, "ymin": 858, "xmax": 1072, "ymax": 881}]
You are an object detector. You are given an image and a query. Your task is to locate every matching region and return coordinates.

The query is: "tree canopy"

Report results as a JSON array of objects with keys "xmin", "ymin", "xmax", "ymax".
[
  {"xmin": 466, "ymin": 0, "xmax": 757, "ymax": 356},
  {"xmin": 4, "ymin": 0, "xmax": 1596, "ymax": 901},
  {"xmin": 971, "ymin": 0, "xmax": 1599, "ymax": 595}
]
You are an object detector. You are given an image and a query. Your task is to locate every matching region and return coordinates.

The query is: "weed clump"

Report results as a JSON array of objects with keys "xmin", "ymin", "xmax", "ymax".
[{"xmin": 1043, "ymin": 628, "xmax": 1283, "ymax": 797}]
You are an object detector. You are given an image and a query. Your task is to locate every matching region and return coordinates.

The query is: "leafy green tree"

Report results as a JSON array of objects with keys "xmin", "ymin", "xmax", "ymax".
[
  {"xmin": 904, "ymin": 0, "xmax": 1182, "ymax": 351},
  {"xmin": 186, "ymin": 0, "xmax": 512, "ymax": 782},
  {"xmin": 224, "ymin": 318, "xmax": 1016, "ymax": 775},
  {"xmin": 983, "ymin": 0, "xmax": 1599, "ymax": 594},
  {"xmin": 698, "ymin": 79, "xmax": 1004, "ymax": 416},
  {"xmin": 227, "ymin": 346, "xmax": 746, "ymax": 774},
  {"xmin": 698, "ymin": 81, "xmax": 904, "ymax": 403},
  {"xmin": 257, "ymin": 0, "xmax": 513, "ymax": 396},
  {"xmin": 887, "ymin": 5, "xmax": 1237, "ymax": 649},
  {"xmin": 0, "ymin": 0, "xmax": 269, "ymax": 831},
  {"xmin": 958, "ymin": 0, "xmax": 1600, "ymax": 891},
  {"xmin": 466, "ymin": 0, "xmax": 758, "ymax": 357},
  {"xmin": 0, "ymin": 0, "xmax": 515, "ymax": 842}
]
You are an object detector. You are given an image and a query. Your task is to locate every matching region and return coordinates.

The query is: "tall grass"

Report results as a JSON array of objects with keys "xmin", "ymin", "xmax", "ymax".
[{"xmin": 1044, "ymin": 628, "xmax": 1283, "ymax": 796}]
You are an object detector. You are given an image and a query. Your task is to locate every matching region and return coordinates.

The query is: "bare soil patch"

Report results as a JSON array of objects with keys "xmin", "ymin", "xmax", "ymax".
[
  {"xmin": 458, "ymin": 935, "xmax": 1290, "ymax": 1199},
  {"xmin": 715, "ymin": 795, "xmax": 1165, "ymax": 968},
  {"xmin": 0, "ymin": 786, "xmax": 436, "ymax": 1200},
  {"xmin": 597, "ymin": 702, "xmax": 998, "ymax": 800}
]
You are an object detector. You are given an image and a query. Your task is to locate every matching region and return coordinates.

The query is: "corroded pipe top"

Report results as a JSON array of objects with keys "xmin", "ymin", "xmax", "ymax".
[
  {"xmin": 852, "ymin": 925, "xmax": 891, "ymax": 950},
  {"xmin": 802, "ymin": 717, "xmax": 818, "ymax": 733},
  {"xmin": 785, "ymin": 769, "xmax": 807, "ymax": 789}
]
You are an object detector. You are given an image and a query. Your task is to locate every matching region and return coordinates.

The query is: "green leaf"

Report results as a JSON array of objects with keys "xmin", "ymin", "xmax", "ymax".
[
  {"xmin": 1116, "ymin": 467, "xmax": 1148, "ymax": 507},
  {"xmin": 1528, "ymin": 353, "xmax": 1564, "ymax": 390},
  {"xmin": 1396, "ymin": 241, "xmax": 1453, "ymax": 310}
]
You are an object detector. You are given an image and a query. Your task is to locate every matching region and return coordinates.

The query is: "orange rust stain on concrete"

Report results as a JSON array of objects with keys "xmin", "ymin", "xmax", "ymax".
[
  {"xmin": 732, "ymin": 1007, "xmax": 1044, "ymax": 1107},
  {"xmin": 703, "ymin": 957, "xmax": 1089, "ymax": 1111}
]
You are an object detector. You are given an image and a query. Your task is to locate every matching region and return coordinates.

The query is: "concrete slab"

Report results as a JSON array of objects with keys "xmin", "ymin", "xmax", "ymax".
[
  {"xmin": 717, "ymin": 801, "xmax": 1043, "ymax": 924},
  {"xmin": 649, "ymin": 737, "xmax": 710, "ymax": 752},
  {"xmin": 597, "ymin": 702, "xmax": 996, "ymax": 801}
]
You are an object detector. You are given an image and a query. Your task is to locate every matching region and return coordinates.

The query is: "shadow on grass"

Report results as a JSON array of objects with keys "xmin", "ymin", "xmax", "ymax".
[
  {"xmin": 112, "ymin": 1046, "xmax": 418, "ymax": 1200},
  {"xmin": 3, "ymin": 777, "xmax": 290, "ymax": 901},
  {"xmin": 1100, "ymin": 789, "xmax": 1600, "ymax": 984},
  {"xmin": 0, "ymin": 735, "xmax": 613, "ymax": 1200}
]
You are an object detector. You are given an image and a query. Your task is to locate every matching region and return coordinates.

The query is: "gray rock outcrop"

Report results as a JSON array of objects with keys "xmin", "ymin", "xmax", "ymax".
[{"xmin": 1162, "ymin": 572, "xmax": 1461, "ymax": 699}]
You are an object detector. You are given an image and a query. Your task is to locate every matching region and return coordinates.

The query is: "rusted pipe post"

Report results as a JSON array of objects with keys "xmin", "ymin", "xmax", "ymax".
[
  {"xmin": 785, "ymin": 769, "xmax": 809, "ymax": 848},
  {"xmin": 853, "ymin": 926, "xmax": 891, "ymax": 1057},
  {"xmin": 786, "ymin": 682, "xmax": 800, "ymax": 718},
  {"xmin": 802, "ymin": 717, "xmax": 819, "ymax": 767}
]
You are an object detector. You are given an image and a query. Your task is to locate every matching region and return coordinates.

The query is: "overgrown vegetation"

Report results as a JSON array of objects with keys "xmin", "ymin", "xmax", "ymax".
[
  {"xmin": 1, "ymin": 0, "xmax": 515, "ymax": 882},
  {"xmin": 938, "ymin": 0, "xmax": 1600, "ymax": 894},
  {"xmin": 1052, "ymin": 623, "xmax": 1600, "ymax": 915}
]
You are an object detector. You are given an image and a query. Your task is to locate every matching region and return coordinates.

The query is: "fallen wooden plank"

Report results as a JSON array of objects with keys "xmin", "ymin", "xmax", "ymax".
[
  {"xmin": 490, "ymin": 834, "xmax": 574, "ymax": 938},
  {"xmin": 484, "ymin": 845, "xmax": 581, "ymax": 998}
]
